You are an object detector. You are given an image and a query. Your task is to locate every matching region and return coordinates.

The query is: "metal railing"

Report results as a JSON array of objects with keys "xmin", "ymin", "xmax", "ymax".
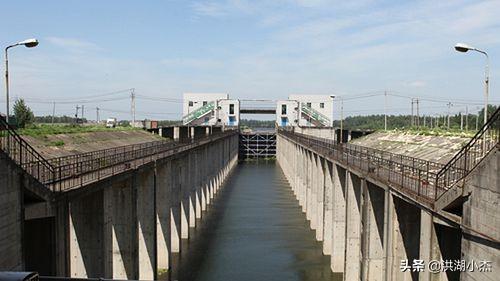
[
  {"xmin": 279, "ymin": 129, "xmax": 444, "ymax": 205},
  {"xmin": 0, "ymin": 114, "xmax": 237, "ymax": 192},
  {"xmin": 183, "ymin": 101, "xmax": 215, "ymax": 124},
  {"xmin": 301, "ymin": 104, "xmax": 331, "ymax": 126},
  {"xmin": 48, "ymin": 139, "xmax": 174, "ymax": 191},
  {"xmin": 435, "ymin": 106, "xmax": 500, "ymax": 199},
  {"xmin": 0, "ymin": 116, "xmax": 56, "ymax": 185},
  {"xmin": 48, "ymin": 130, "xmax": 237, "ymax": 191},
  {"xmin": 39, "ymin": 276, "xmax": 133, "ymax": 281}
]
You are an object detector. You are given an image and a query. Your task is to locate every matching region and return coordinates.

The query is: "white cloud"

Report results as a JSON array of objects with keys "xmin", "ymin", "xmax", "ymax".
[
  {"xmin": 45, "ymin": 37, "xmax": 102, "ymax": 52},
  {"xmin": 191, "ymin": 2, "xmax": 228, "ymax": 17},
  {"xmin": 293, "ymin": 0, "xmax": 330, "ymax": 7},
  {"xmin": 5, "ymin": 0, "xmax": 500, "ymax": 120},
  {"xmin": 161, "ymin": 58, "xmax": 224, "ymax": 69},
  {"xmin": 408, "ymin": 80, "xmax": 427, "ymax": 88}
]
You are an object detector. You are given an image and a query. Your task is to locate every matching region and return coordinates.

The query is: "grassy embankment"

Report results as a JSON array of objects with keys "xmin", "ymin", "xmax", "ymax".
[
  {"xmin": 387, "ymin": 127, "xmax": 476, "ymax": 138},
  {"xmin": 17, "ymin": 124, "xmax": 141, "ymax": 146}
]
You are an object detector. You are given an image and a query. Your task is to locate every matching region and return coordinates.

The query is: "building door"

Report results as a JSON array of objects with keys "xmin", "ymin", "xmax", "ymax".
[{"xmin": 281, "ymin": 117, "xmax": 288, "ymax": 126}]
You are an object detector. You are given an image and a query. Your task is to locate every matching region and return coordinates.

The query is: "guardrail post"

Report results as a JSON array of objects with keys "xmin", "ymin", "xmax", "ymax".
[{"xmin": 418, "ymin": 170, "xmax": 421, "ymax": 196}]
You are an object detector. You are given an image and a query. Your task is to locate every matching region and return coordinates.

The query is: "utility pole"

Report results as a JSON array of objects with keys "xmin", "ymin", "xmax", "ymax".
[
  {"xmin": 423, "ymin": 115, "xmax": 426, "ymax": 127},
  {"xmin": 96, "ymin": 107, "xmax": 100, "ymax": 123},
  {"xmin": 340, "ymin": 97, "xmax": 344, "ymax": 143},
  {"xmin": 460, "ymin": 111, "xmax": 464, "ymax": 131},
  {"xmin": 81, "ymin": 105, "xmax": 85, "ymax": 121},
  {"xmin": 51, "ymin": 102, "xmax": 56, "ymax": 124},
  {"xmin": 416, "ymin": 98, "xmax": 420, "ymax": 127},
  {"xmin": 131, "ymin": 88, "xmax": 136, "ymax": 126},
  {"xmin": 384, "ymin": 91, "xmax": 388, "ymax": 130},
  {"xmin": 410, "ymin": 98, "xmax": 414, "ymax": 127},
  {"xmin": 465, "ymin": 106, "xmax": 468, "ymax": 131},
  {"xmin": 430, "ymin": 115, "xmax": 433, "ymax": 128},
  {"xmin": 447, "ymin": 102, "xmax": 452, "ymax": 129}
]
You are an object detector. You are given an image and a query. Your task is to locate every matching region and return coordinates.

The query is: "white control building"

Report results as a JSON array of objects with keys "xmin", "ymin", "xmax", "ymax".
[
  {"xmin": 276, "ymin": 95, "xmax": 334, "ymax": 127},
  {"xmin": 182, "ymin": 93, "xmax": 240, "ymax": 127}
]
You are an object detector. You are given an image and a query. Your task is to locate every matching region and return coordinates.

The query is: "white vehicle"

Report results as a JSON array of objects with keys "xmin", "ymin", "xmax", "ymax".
[{"xmin": 106, "ymin": 118, "xmax": 117, "ymax": 128}]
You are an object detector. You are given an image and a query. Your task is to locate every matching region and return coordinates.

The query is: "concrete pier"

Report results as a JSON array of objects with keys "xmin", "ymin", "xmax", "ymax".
[
  {"xmin": 277, "ymin": 131, "xmax": 500, "ymax": 281},
  {"xmin": 344, "ymin": 172, "xmax": 362, "ymax": 281},
  {"xmin": 13, "ymin": 131, "xmax": 240, "ymax": 279},
  {"xmin": 2, "ymin": 126, "xmax": 498, "ymax": 281},
  {"xmin": 362, "ymin": 182, "xmax": 385, "ymax": 281},
  {"xmin": 331, "ymin": 164, "xmax": 346, "ymax": 273}
]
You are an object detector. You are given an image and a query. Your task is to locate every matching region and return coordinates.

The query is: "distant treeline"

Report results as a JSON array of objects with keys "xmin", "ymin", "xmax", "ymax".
[
  {"xmin": 336, "ymin": 105, "xmax": 498, "ymax": 130},
  {"xmin": 240, "ymin": 119, "xmax": 275, "ymax": 128},
  {"xmin": 157, "ymin": 120, "xmax": 182, "ymax": 126},
  {"xmin": 33, "ymin": 104, "xmax": 498, "ymax": 131},
  {"xmin": 35, "ymin": 115, "xmax": 87, "ymax": 124}
]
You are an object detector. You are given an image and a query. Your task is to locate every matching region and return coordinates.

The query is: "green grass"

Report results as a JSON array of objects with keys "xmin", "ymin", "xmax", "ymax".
[
  {"xmin": 48, "ymin": 140, "xmax": 65, "ymax": 147},
  {"xmin": 157, "ymin": 268, "xmax": 168, "ymax": 279},
  {"xmin": 18, "ymin": 124, "xmax": 140, "ymax": 137},
  {"xmin": 386, "ymin": 127, "xmax": 475, "ymax": 138}
]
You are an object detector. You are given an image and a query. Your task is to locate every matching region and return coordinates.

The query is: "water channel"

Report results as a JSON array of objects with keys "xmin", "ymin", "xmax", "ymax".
[{"xmin": 169, "ymin": 161, "xmax": 339, "ymax": 281}]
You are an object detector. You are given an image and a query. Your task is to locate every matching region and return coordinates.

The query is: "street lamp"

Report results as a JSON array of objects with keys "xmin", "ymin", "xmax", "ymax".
[
  {"xmin": 454, "ymin": 43, "xmax": 489, "ymax": 128},
  {"xmin": 331, "ymin": 95, "xmax": 343, "ymax": 143},
  {"xmin": 4, "ymin": 38, "xmax": 39, "ymax": 123},
  {"xmin": 329, "ymin": 94, "xmax": 335, "ymax": 126}
]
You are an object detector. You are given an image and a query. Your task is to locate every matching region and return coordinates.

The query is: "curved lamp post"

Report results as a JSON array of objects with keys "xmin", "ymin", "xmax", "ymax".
[
  {"xmin": 5, "ymin": 38, "xmax": 39, "ymax": 123},
  {"xmin": 454, "ymin": 43, "xmax": 489, "ymax": 127},
  {"xmin": 329, "ymin": 94, "xmax": 335, "ymax": 128}
]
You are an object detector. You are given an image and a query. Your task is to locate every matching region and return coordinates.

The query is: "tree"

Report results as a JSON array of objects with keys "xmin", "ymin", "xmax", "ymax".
[{"xmin": 13, "ymin": 98, "xmax": 34, "ymax": 128}]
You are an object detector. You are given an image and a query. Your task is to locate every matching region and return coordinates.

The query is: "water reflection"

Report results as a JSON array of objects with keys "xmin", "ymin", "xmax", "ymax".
[{"xmin": 168, "ymin": 161, "xmax": 340, "ymax": 281}]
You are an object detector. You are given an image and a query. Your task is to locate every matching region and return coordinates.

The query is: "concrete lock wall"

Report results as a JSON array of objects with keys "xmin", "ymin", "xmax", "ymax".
[
  {"xmin": 0, "ymin": 154, "xmax": 54, "ymax": 272},
  {"xmin": 0, "ymin": 156, "xmax": 24, "ymax": 271},
  {"xmin": 277, "ymin": 134, "xmax": 500, "ymax": 281},
  {"xmin": 49, "ymin": 133, "xmax": 239, "ymax": 279},
  {"xmin": 460, "ymin": 148, "xmax": 499, "ymax": 281}
]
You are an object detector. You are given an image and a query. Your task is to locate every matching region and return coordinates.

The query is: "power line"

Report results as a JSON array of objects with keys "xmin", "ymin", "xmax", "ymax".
[
  {"xmin": 22, "ymin": 96, "xmax": 131, "ymax": 104},
  {"xmin": 135, "ymin": 95, "xmax": 184, "ymax": 103},
  {"xmin": 21, "ymin": 88, "xmax": 134, "ymax": 102},
  {"xmin": 131, "ymin": 89, "xmax": 136, "ymax": 125},
  {"xmin": 99, "ymin": 108, "xmax": 181, "ymax": 116}
]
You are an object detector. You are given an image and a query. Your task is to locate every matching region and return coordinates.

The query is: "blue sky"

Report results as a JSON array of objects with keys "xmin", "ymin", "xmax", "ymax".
[{"xmin": 1, "ymin": 0, "xmax": 499, "ymax": 120}]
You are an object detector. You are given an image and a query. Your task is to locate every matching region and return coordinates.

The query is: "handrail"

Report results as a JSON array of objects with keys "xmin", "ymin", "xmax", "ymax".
[
  {"xmin": 47, "ymin": 139, "xmax": 171, "ymax": 166},
  {"xmin": 0, "ymin": 117, "xmax": 56, "ymax": 186},
  {"xmin": 49, "ymin": 129, "xmax": 237, "ymax": 191},
  {"xmin": 301, "ymin": 104, "xmax": 331, "ymax": 126},
  {"xmin": 183, "ymin": 101, "xmax": 215, "ymax": 124},
  {"xmin": 278, "ymin": 129, "xmax": 443, "ymax": 205},
  {"xmin": 0, "ymin": 116, "xmax": 237, "ymax": 192},
  {"xmin": 435, "ymin": 106, "xmax": 500, "ymax": 199}
]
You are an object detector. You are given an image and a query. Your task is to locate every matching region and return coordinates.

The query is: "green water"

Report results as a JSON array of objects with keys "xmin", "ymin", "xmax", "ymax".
[{"xmin": 170, "ymin": 161, "xmax": 339, "ymax": 281}]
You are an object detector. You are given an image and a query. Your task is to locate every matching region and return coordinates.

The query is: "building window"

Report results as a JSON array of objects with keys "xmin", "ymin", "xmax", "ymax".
[
  {"xmin": 320, "ymin": 102, "xmax": 324, "ymax": 108},
  {"xmin": 229, "ymin": 104, "xmax": 235, "ymax": 115},
  {"xmin": 188, "ymin": 101, "xmax": 193, "ymax": 107},
  {"xmin": 203, "ymin": 101, "xmax": 207, "ymax": 106},
  {"xmin": 281, "ymin": 104, "xmax": 287, "ymax": 115},
  {"xmin": 306, "ymin": 102, "xmax": 312, "ymax": 108}
]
